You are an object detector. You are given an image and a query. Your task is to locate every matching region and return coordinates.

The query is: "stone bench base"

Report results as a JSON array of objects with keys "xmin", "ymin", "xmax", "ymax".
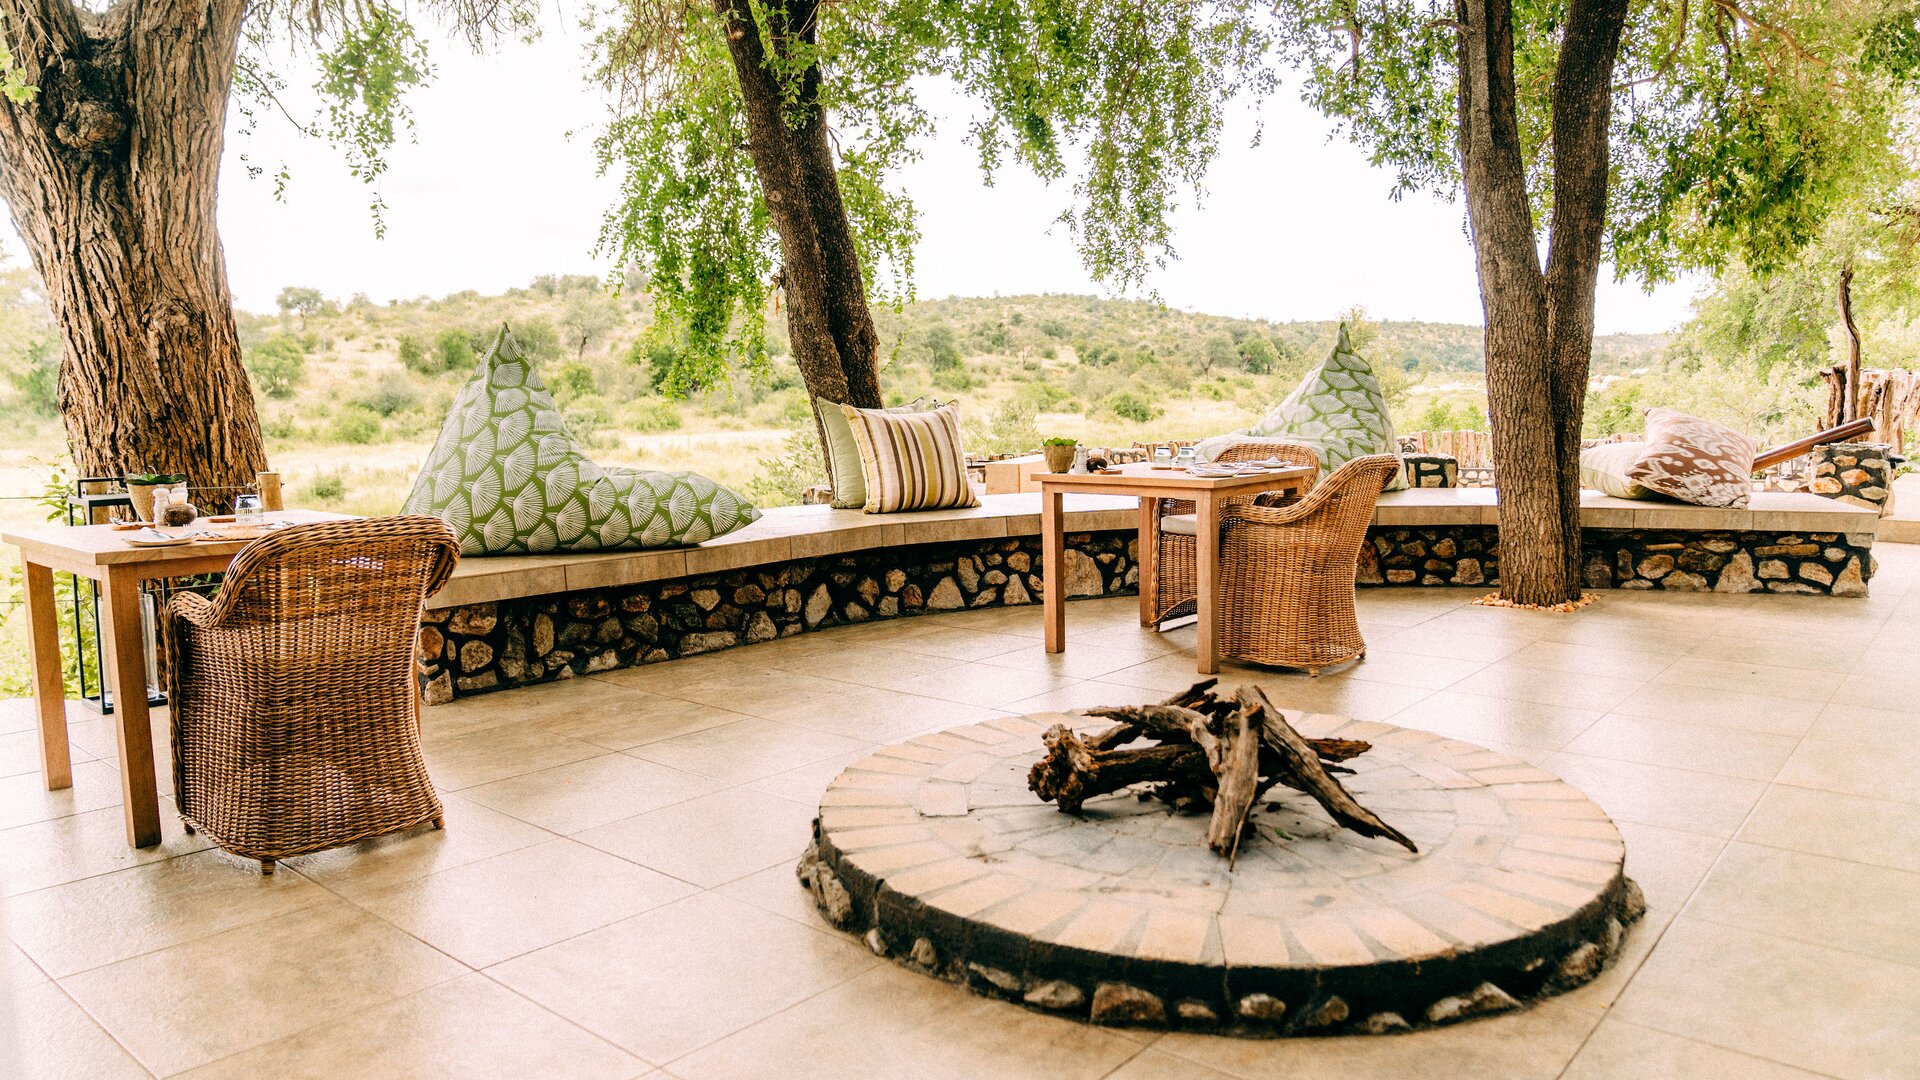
[
  {"xmin": 419, "ymin": 531, "xmax": 1137, "ymax": 702},
  {"xmin": 1362, "ymin": 526, "xmax": 1873, "ymax": 595}
]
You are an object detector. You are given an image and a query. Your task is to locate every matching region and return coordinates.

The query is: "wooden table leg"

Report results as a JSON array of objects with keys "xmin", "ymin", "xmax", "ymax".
[
  {"xmin": 1194, "ymin": 490, "xmax": 1221, "ymax": 675},
  {"xmin": 22, "ymin": 558, "xmax": 72, "ymax": 790},
  {"xmin": 1042, "ymin": 486, "xmax": 1066, "ymax": 653},
  {"xmin": 1137, "ymin": 496, "xmax": 1159, "ymax": 627},
  {"xmin": 98, "ymin": 568, "xmax": 162, "ymax": 848}
]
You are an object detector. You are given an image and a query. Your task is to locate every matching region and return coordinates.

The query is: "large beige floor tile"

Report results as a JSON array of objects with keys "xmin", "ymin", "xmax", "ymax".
[
  {"xmin": 741, "ymin": 748, "xmax": 872, "ymax": 806},
  {"xmin": 1316, "ymin": 648, "xmax": 1484, "ymax": 690},
  {"xmin": 625, "ymin": 717, "xmax": 869, "ymax": 783},
  {"xmin": 1, "ymin": 935, "xmax": 48, "ymax": 988},
  {"xmin": 1686, "ymin": 631, "xmax": 1869, "ymax": 674},
  {"xmin": 1563, "ymin": 714, "xmax": 1799, "ymax": 782},
  {"xmin": 422, "ymin": 724, "xmax": 607, "ymax": 791},
  {"xmin": 0, "ymin": 800, "xmax": 208, "ymax": 898},
  {"xmin": 1006, "ymin": 680, "xmax": 1170, "ymax": 714},
  {"xmin": 461, "ymin": 753, "xmax": 726, "ymax": 835},
  {"xmin": 1448, "ymin": 662, "xmax": 1644, "ymax": 711},
  {"xmin": 1500, "ymin": 639, "xmax": 1673, "ymax": 679},
  {"xmin": 1775, "ymin": 740, "xmax": 1920, "ymax": 805},
  {"xmin": 576, "ymin": 788, "xmax": 815, "ymax": 887},
  {"xmin": 1685, "ymin": 842, "xmax": 1920, "ymax": 967},
  {"xmin": 490, "ymin": 893, "xmax": 878, "ymax": 1065},
  {"xmin": 1101, "ymin": 1049, "xmax": 1239, "ymax": 1080},
  {"xmin": 1562, "ymin": 1017, "xmax": 1829, "ymax": 1079},
  {"xmin": 886, "ymin": 666, "xmax": 1084, "ymax": 708},
  {"xmin": 665, "ymin": 962, "xmax": 1140, "ymax": 1080},
  {"xmin": 1384, "ymin": 690, "xmax": 1601, "ymax": 750},
  {"xmin": 754, "ymin": 685, "xmax": 1000, "ymax": 742},
  {"xmin": 0, "ymin": 982, "xmax": 149, "ymax": 1080},
  {"xmin": 354, "ymin": 838, "xmax": 696, "ymax": 967},
  {"xmin": 1737, "ymin": 785, "xmax": 1920, "ymax": 873},
  {"xmin": 1244, "ymin": 673, "xmax": 1434, "ymax": 722},
  {"xmin": 1613, "ymin": 916, "xmax": 1920, "ymax": 1080},
  {"xmin": 1803, "ymin": 702, "xmax": 1920, "ymax": 746},
  {"xmin": 535, "ymin": 692, "xmax": 752, "ymax": 750},
  {"xmin": 1155, "ymin": 998, "xmax": 1601, "ymax": 1080},
  {"xmin": 977, "ymin": 641, "xmax": 1174, "ymax": 680},
  {"xmin": 0, "ymin": 759, "xmax": 123, "ymax": 830},
  {"xmin": 283, "ymin": 791, "xmax": 555, "ymax": 900},
  {"xmin": 712, "ymin": 863, "xmax": 831, "ymax": 928},
  {"xmin": 1543, "ymin": 753, "xmax": 1767, "ymax": 838},
  {"xmin": 0, "ymin": 727, "xmax": 96, "ymax": 780},
  {"xmin": 1535, "ymin": 619, "xmax": 1702, "ymax": 657},
  {"xmin": 873, "ymin": 625, "xmax": 1034, "ymax": 662},
  {"xmin": 3, "ymin": 847, "xmax": 325, "ymax": 977},
  {"xmin": 178, "ymin": 973, "xmax": 645, "ymax": 1080},
  {"xmin": 1610, "ymin": 681, "xmax": 1826, "ymax": 737},
  {"xmin": 1652, "ymin": 656, "xmax": 1844, "ymax": 704},
  {"xmin": 1829, "ymin": 669, "xmax": 1920, "ymax": 714},
  {"xmin": 61, "ymin": 901, "xmax": 465, "ymax": 1077},
  {"xmin": 1339, "ymin": 626, "xmax": 1526, "ymax": 663}
]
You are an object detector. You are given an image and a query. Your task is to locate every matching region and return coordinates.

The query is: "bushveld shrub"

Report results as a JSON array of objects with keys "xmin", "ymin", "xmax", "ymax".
[
  {"xmin": 332, "ymin": 406, "xmax": 381, "ymax": 444},
  {"xmin": 436, "ymin": 328, "xmax": 475, "ymax": 372},
  {"xmin": 628, "ymin": 399, "xmax": 683, "ymax": 433},
  {"xmin": 550, "ymin": 362, "xmax": 598, "ymax": 400},
  {"xmin": 355, "ymin": 371, "xmax": 419, "ymax": 417},
  {"xmin": 1103, "ymin": 390, "xmax": 1161, "ymax": 423},
  {"xmin": 244, "ymin": 335, "xmax": 307, "ymax": 399},
  {"xmin": 932, "ymin": 366, "xmax": 974, "ymax": 392},
  {"xmin": 310, "ymin": 473, "xmax": 345, "ymax": 501}
]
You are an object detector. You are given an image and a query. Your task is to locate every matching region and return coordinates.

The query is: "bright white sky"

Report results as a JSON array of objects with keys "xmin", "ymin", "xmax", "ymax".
[{"xmin": 9, "ymin": 19, "xmax": 1701, "ymax": 332}]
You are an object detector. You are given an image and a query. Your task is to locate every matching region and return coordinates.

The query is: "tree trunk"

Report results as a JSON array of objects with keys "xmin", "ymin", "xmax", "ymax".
[
  {"xmin": 1456, "ymin": 0, "xmax": 1628, "ymax": 606},
  {"xmin": 716, "ymin": 0, "xmax": 884, "ymax": 436},
  {"xmin": 1838, "ymin": 265, "xmax": 1861, "ymax": 422},
  {"xmin": 0, "ymin": 0, "xmax": 266, "ymax": 512}
]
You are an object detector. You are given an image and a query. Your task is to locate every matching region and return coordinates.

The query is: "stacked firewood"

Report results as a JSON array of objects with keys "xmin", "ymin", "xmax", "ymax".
[{"xmin": 1027, "ymin": 680, "xmax": 1416, "ymax": 864}]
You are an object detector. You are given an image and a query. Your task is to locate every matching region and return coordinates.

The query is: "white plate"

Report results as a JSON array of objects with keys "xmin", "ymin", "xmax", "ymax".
[{"xmin": 124, "ymin": 529, "xmax": 194, "ymax": 548}]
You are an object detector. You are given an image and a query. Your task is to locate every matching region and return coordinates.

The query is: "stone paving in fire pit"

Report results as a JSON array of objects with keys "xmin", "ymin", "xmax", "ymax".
[{"xmin": 800, "ymin": 712, "xmax": 1644, "ymax": 1036}]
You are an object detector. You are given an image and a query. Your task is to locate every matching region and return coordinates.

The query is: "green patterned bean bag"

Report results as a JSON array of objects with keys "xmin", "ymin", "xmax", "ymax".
[
  {"xmin": 1194, "ymin": 323, "xmax": 1406, "ymax": 490},
  {"xmin": 402, "ymin": 326, "xmax": 760, "ymax": 554}
]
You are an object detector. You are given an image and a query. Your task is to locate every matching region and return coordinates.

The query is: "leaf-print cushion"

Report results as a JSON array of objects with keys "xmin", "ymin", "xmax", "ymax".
[
  {"xmin": 402, "ymin": 325, "xmax": 760, "ymax": 555},
  {"xmin": 1624, "ymin": 408, "xmax": 1759, "ymax": 509},
  {"xmin": 1193, "ymin": 323, "xmax": 1406, "ymax": 490}
]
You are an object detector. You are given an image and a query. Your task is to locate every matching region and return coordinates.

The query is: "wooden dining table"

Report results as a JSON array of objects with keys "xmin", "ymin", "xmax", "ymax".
[
  {"xmin": 1037, "ymin": 462, "xmax": 1316, "ymax": 675},
  {"xmin": 4, "ymin": 509, "xmax": 349, "ymax": 847}
]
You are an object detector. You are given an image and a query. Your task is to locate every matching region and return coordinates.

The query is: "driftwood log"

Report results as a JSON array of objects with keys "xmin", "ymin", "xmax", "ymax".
[{"xmin": 1027, "ymin": 680, "xmax": 1416, "ymax": 862}]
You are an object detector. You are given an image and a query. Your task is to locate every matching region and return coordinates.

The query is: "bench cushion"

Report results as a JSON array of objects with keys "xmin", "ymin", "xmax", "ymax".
[
  {"xmin": 1625, "ymin": 408, "xmax": 1760, "ymax": 509},
  {"xmin": 841, "ymin": 402, "xmax": 980, "ymax": 514},
  {"xmin": 404, "ymin": 326, "xmax": 760, "ymax": 554}
]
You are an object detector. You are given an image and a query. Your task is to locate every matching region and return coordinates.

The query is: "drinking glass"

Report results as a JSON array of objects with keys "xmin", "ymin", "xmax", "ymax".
[{"xmin": 234, "ymin": 494, "xmax": 263, "ymax": 524}]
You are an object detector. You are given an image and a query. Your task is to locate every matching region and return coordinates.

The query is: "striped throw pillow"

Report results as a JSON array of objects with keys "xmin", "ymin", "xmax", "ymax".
[{"xmin": 839, "ymin": 402, "xmax": 981, "ymax": 514}]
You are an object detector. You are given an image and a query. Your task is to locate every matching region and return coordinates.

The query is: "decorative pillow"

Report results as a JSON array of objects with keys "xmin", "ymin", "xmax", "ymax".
[
  {"xmin": 1193, "ymin": 323, "xmax": 1406, "ymax": 490},
  {"xmin": 1579, "ymin": 441, "xmax": 1655, "ymax": 499},
  {"xmin": 403, "ymin": 326, "xmax": 760, "ymax": 554},
  {"xmin": 838, "ymin": 402, "xmax": 981, "ymax": 514},
  {"xmin": 817, "ymin": 396, "xmax": 940, "ymax": 509},
  {"xmin": 1624, "ymin": 408, "xmax": 1759, "ymax": 509}
]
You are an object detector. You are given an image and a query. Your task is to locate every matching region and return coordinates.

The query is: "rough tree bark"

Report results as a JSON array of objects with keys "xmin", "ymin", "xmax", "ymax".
[
  {"xmin": 716, "ymin": 0, "xmax": 884, "ymax": 427},
  {"xmin": 0, "ymin": 0, "xmax": 267, "ymax": 510},
  {"xmin": 1456, "ymin": 0, "xmax": 1630, "ymax": 605}
]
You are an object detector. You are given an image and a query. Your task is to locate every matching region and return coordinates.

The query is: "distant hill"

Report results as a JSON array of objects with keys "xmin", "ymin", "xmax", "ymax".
[{"xmin": 866, "ymin": 294, "xmax": 1666, "ymax": 376}]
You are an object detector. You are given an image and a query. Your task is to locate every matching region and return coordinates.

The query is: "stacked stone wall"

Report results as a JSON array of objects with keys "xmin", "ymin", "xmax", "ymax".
[
  {"xmin": 1360, "ymin": 526, "xmax": 1873, "ymax": 596},
  {"xmin": 419, "ymin": 532, "xmax": 1136, "ymax": 701}
]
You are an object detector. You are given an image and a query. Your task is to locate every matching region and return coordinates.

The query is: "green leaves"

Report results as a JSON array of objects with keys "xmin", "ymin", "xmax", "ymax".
[{"xmin": 1271, "ymin": 0, "xmax": 1920, "ymax": 286}]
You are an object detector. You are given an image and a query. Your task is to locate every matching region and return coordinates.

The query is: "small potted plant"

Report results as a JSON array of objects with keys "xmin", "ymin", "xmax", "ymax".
[
  {"xmin": 124, "ymin": 472, "xmax": 186, "ymax": 523},
  {"xmin": 1042, "ymin": 437, "xmax": 1077, "ymax": 474}
]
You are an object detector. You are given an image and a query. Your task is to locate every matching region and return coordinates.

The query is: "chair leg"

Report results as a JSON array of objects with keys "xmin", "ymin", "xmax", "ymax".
[
  {"xmin": 259, "ymin": 857, "xmax": 276, "ymax": 877},
  {"xmin": 431, "ymin": 816, "xmax": 444, "ymax": 830}
]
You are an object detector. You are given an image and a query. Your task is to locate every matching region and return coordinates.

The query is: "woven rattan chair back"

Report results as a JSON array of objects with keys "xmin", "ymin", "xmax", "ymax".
[
  {"xmin": 1151, "ymin": 441, "xmax": 1320, "ymax": 625},
  {"xmin": 167, "ymin": 516, "xmax": 459, "ymax": 873},
  {"xmin": 1217, "ymin": 454, "xmax": 1399, "ymax": 674}
]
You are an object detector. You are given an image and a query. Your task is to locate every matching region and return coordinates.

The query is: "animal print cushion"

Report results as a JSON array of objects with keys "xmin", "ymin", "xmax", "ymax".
[{"xmin": 1624, "ymin": 408, "xmax": 1759, "ymax": 509}]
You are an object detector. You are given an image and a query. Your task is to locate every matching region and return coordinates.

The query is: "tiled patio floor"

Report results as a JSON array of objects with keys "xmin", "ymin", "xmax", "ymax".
[{"xmin": 6, "ymin": 548, "xmax": 1920, "ymax": 1078}]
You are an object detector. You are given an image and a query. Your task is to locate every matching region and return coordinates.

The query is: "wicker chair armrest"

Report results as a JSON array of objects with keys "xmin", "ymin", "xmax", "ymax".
[
  {"xmin": 169, "ymin": 590, "xmax": 220, "ymax": 629},
  {"xmin": 1222, "ymin": 455, "xmax": 1397, "ymax": 530}
]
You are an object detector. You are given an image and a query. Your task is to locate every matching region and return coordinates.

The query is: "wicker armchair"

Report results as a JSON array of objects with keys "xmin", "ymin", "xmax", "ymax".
[
  {"xmin": 1150, "ymin": 441, "xmax": 1320, "ymax": 626},
  {"xmin": 1216, "ymin": 454, "xmax": 1400, "ymax": 674},
  {"xmin": 167, "ymin": 516, "xmax": 460, "ymax": 874}
]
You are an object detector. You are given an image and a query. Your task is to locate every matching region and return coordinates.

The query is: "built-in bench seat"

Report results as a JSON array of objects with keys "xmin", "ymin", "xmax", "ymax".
[
  {"xmin": 417, "ymin": 484, "xmax": 1879, "ymax": 702},
  {"xmin": 429, "ymin": 492, "xmax": 1139, "ymax": 610}
]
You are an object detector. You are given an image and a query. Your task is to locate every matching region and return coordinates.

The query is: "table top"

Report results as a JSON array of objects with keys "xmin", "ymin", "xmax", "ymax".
[
  {"xmin": 1036, "ymin": 461, "xmax": 1315, "ymax": 493},
  {"xmin": 4, "ymin": 509, "xmax": 351, "ymax": 570}
]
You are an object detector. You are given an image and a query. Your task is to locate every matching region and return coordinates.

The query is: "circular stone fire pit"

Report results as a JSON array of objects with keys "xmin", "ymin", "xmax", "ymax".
[{"xmin": 798, "ymin": 711, "xmax": 1644, "ymax": 1035}]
